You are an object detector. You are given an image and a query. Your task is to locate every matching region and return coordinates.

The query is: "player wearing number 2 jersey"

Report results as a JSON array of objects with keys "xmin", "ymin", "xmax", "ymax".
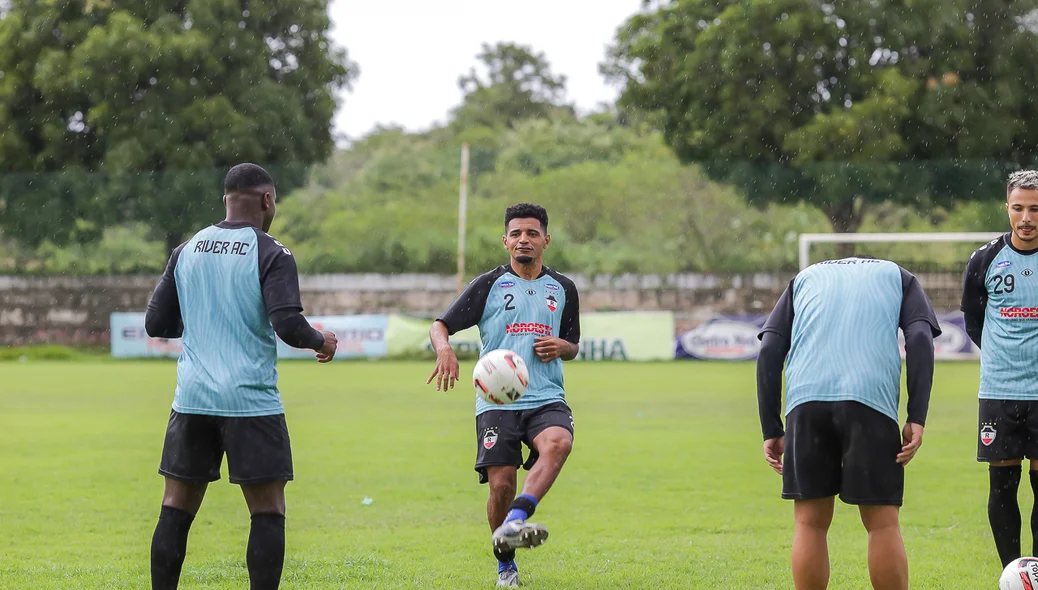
[
  {"xmin": 427, "ymin": 203, "xmax": 581, "ymax": 588},
  {"xmin": 962, "ymin": 170, "xmax": 1038, "ymax": 570}
]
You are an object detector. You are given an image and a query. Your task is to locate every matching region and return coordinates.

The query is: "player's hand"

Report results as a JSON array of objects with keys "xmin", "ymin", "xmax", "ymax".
[
  {"xmin": 316, "ymin": 330, "xmax": 337, "ymax": 363},
  {"xmin": 427, "ymin": 346, "xmax": 460, "ymax": 391},
  {"xmin": 533, "ymin": 336, "xmax": 570, "ymax": 362},
  {"xmin": 763, "ymin": 436, "xmax": 784, "ymax": 475},
  {"xmin": 897, "ymin": 422, "xmax": 924, "ymax": 466}
]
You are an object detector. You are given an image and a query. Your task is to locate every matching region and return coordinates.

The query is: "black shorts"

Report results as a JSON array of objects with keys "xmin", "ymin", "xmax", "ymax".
[
  {"xmin": 474, "ymin": 402, "xmax": 574, "ymax": 484},
  {"xmin": 158, "ymin": 410, "xmax": 294, "ymax": 485},
  {"xmin": 977, "ymin": 399, "xmax": 1038, "ymax": 462},
  {"xmin": 782, "ymin": 401, "xmax": 904, "ymax": 506}
]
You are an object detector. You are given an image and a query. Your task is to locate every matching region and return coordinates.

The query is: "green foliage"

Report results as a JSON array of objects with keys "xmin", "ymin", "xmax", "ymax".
[
  {"xmin": 605, "ymin": 0, "xmax": 1038, "ymax": 232},
  {"xmin": 0, "ymin": 0, "xmax": 354, "ymax": 249}
]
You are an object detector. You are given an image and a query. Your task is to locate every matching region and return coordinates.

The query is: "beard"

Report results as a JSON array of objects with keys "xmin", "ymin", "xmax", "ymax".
[{"xmin": 514, "ymin": 254, "xmax": 534, "ymax": 264}]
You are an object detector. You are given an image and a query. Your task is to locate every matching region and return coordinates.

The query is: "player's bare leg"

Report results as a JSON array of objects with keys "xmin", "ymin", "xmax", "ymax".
[
  {"xmin": 791, "ymin": 497, "xmax": 834, "ymax": 590},
  {"xmin": 151, "ymin": 478, "xmax": 207, "ymax": 590},
  {"xmin": 859, "ymin": 505, "xmax": 908, "ymax": 590},
  {"xmin": 486, "ymin": 466, "xmax": 520, "ymax": 586},
  {"xmin": 242, "ymin": 481, "xmax": 288, "ymax": 590},
  {"xmin": 492, "ymin": 427, "xmax": 573, "ymax": 554}
]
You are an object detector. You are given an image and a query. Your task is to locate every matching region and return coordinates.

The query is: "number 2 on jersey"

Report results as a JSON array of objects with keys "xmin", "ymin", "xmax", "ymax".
[
  {"xmin": 503, "ymin": 293, "xmax": 515, "ymax": 311},
  {"xmin": 994, "ymin": 274, "xmax": 1016, "ymax": 294}
]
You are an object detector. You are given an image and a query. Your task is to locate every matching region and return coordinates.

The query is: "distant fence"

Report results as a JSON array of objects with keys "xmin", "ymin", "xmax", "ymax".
[
  {"xmin": 1, "ymin": 272, "xmax": 969, "ymax": 351},
  {"xmin": 110, "ymin": 309, "xmax": 977, "ymax": 362}
]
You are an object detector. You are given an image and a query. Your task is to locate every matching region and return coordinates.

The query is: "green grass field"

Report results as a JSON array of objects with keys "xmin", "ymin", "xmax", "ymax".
[{"xmin": 0, "ymin": 360, "xmax": 1013, "ymax": 589}]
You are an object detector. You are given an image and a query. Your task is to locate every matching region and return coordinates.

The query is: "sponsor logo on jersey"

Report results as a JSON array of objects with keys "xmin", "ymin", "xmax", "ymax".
[
  {"xmin": 1000, "ymin": 307, "xmax": 1038, "ymax": 319},
  {"xmin": 998, "ymin": 260, "xmax": 1012, "ymax": 268},
  {"xmin": 546, "ymin": 294, "xmax": 558, "ymax": 312},
  {"xmin": 981, "ymin": 424, "xmax": 997, "ymax": 446},
  {"xmin": 506, "ymin": 322, "xmax": 553, "ymax": 336},
  {"xmin": 499, "ymin": 280, "xmax": 515, "ymax": 288},
  {"xmin": 483, "ymin": 427, "xmax": 498, "ymax": 449},
  {"xmin": 546, "ymin": 283, "xmax": 560, "ymax": 291},
  {"xmin": 526, "ymin": 289, "xmax": 537, "ymax": 296}
]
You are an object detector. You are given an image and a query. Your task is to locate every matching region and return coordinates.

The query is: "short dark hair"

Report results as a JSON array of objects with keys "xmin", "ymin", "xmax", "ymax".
[
  {"xmin": 224, "ymin": 163, "xmax": 274, "ymax": 193},
  {"xmin": 505, "ymin": 203, "xmax": 548, "ymax": 232}
]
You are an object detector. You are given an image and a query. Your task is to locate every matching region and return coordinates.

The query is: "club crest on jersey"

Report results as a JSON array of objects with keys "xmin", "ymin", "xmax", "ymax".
[
  {"xmin": 499, "ymin": 280, "xmax": 515, "ymax": 288},
  {"xmin": 546, "ymin": 283, "xmax": 560, "ymax": 291},
  {"xmin": 981, "ymin": 424, "xmax": 997, "ymax": 446},
  {"xmin": 483, "ymin": 428, "xmax": 498, "ymax": 449},
  {"xmin": 545, "ymin": 294, "xmax": 558, "ymax": 312},
  {"xmin": 998, "ymin": 260, "xmax": 1012, "ymax": 268}
]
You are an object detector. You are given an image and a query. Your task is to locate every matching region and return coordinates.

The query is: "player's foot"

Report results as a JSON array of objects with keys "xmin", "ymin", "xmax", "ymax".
[
  {"xmin": 492, "ymin": 520, "xmax": 549, "ymax": 552},
  {"xmin": 496, "ymin": 566, "xmax": 519, "ymax": 587}
]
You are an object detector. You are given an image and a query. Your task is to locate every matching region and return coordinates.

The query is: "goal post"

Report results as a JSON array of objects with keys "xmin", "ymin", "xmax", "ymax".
[{"xmin": 798, "ymin": 232, "xmax": 1004, "ymax": 270}]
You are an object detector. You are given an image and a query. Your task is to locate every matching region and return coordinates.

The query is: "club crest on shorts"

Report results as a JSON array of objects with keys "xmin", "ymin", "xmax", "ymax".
[
  {"xmin": 545, "ymin": 294, "xmax": 558, "ymax": 312},
  {"xmin": 483, "ymin": 427, "xmax": 498, "ymax": 450},
  {"xmin": 981, "ymin": 423, "xmax": 997, "ymax": 446}
]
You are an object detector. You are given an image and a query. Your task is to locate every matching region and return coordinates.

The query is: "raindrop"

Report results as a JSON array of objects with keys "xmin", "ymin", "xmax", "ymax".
[
  {"xmin": 844, "ymin": 98, "xmax": 852, "ymax": 108},
  {"xmin": 239, "ymin": 21, "xmax": 247, "ymax": 29},
  {"xmin": 839, "ymin": 38, "xmax": 847, "ymax": 47},
  {"xmin": 189, "ymin": 77, "xmax": 198, "ymax": 86},
  {"xmin": 242, "ymin": 9, "xmax": 250, "ymax": 17},
  {"xmin": 698, "ymin": 19, "xmax": 707, "ymax": 28},
  {"xmin": 836, "ymin": 18, "xmax": 846, "ymax": 29},
  {"xmin": 781, "ymin": 13, "xmax": 789, "ymax": 21},
  {"xmin": 149, "ymin": 77, "xmax": 157, "ymax": 86},
  {"xmin": 763, "ymin": 42, "xmax": 771, "ymax": 51},
  {"xmin": 713, "ymin": 17, "xmax": 721, "ymax": 25},
  {"xmin": 290, "ymin": 24, "xmax": 299, "ymax": 34}
]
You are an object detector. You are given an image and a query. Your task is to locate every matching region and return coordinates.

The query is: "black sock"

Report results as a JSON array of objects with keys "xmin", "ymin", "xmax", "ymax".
[
  {"xmin": 151, "ymin": 505, "xmax": 195, "ymax": 590},
  {"xmin": 990, "ymin": 465, "xmax": 1022, "ymax": 568},
  {"xmin": 247, "ymin": 513, "xmax": 286, "ymax": 590}
]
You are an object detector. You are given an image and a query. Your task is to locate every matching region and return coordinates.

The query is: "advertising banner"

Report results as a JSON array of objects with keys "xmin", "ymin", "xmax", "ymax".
[
  {"xmin": 384, "ymin": 312, "xmax": 675, "ymax": 361},
  {"xmin": 675, "ymin": 312, "xmax": 978, "ymax": 361},
  {"xmin": 111, "ymin": 313, "xmax": 389, "ymax": 360}
]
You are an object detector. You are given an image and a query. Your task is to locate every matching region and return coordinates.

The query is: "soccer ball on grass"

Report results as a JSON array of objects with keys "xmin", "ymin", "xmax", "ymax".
[
  {"xmin": 472, "ymin": 349, "xmax": 529, "ymax": 405},
  {"xmin": 1001, "ymin": 557, "xmax": 1038, "ymax": 590}
]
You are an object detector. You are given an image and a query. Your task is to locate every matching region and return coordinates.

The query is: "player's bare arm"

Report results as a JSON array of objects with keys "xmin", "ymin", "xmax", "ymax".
[
  {"xmin": 533, "ymin": 336, "xmax": 578, "ymax": 362},
  {"xmin": 427, "ymin": 320, "xmax": 460, "ymax": 390}
]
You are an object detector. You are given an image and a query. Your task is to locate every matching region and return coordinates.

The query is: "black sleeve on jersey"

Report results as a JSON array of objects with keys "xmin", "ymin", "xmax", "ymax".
[
  {"xmin": 960, "ymin": 235, "xmax": 1007, "ymax": 349},
  {"xmin": 903, "ymin": 321, "xmax": 935, "ymax": 426},
  {"xmin": 145, "ymin": 244, "xmax": 186, "ymax": 339},
  {"xmin": 898, "ymin": 268, "xmax": 942, "ymax": 336},
  {"xmin": 436, "ymin": 267, "xmax": 507, "ymax": 335},
  {"xmin": 255, "ymin": 231, "xmax": 324, "ymax": 351},
  {"xmin": 549, "ymin": 270, "xmax": 581, "ymax": 344},
  {"xmin": 756, "ymin": 279, "xmax": 795, "ymax": 440}
]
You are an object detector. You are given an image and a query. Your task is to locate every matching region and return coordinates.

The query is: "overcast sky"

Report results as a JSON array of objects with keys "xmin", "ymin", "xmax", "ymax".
[{"xmin": 326, "ymin": 0, "xmax": 644, "ymax": 143}]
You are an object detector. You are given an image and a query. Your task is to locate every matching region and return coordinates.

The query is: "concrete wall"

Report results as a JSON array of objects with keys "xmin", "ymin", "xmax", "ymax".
[{"xmin": 0, "ymin": 272, "xmax": 965, "ymax": 346}]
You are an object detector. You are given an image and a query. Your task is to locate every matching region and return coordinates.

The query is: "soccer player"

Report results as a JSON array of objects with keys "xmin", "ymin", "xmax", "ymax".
[
  {"xmin": 426, "ymin": 203, "xmax": 580, "ymax": 588},
  {"xmin": 144, "ymin": 163, "xmax": 338, "ymax": 590},
  {"xmin": 756, "ymin": 255, "xmax": 940, "ymax": 590},
  {"xmin": 962, "ymin": 169, "xmax": 1038, "ymax": 570}
]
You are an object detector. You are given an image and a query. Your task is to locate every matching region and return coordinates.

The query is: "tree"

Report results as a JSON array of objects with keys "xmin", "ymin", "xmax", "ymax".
[
  {"xmin": 0, "ymin": 0, "xmax": 356, "ymax": 251},
  {"xmin": 604, "ymin": 0, "xmax": 1038, "ymax": 235},
  {"xmin": 452, "ymin": 42, "xmax": 574, "ymax": 132}
]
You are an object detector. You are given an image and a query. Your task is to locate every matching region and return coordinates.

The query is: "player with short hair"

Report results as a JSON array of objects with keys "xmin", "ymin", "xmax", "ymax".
[
  {"xmin": 756, "ymin": 255, "xmax": 940, "ymax": 590},
  {"xmin": 144, "ymin": 163, "xmax": 338, "ymax": 590},
  {"xmin": 962, "ymin": 169, "xmax": 1038, "ymax": 570},
  {"xmin": 427, "ymin": 203, "xmax": 580, "ymax": 588}
]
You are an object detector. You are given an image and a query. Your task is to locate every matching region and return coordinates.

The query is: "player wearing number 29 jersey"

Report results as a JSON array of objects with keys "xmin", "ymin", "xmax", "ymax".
[{"xmin": 962, "ymin": 170, "xmax": 1038, "ymax": 570}]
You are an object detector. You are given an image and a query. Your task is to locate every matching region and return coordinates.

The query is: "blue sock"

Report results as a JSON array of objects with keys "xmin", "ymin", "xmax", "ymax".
[
  {"xmin": 498, "ymin": 559, "xmax": 517, "ymax": 573},
  {"xmin": 505, "ymin": 493, "xmax": 539, "ymax": 523}
]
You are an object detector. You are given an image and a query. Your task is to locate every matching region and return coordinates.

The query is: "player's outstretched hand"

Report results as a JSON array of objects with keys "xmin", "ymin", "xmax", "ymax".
[
  {"xmin": 427, "ymin": 346, "xmax": 459, "ymax": 391},
  {"xmin": 897, "ymin": 422, "xmax": 924, "ymax": 466},
  {"xmin": 763, "ymin": 436, "xmax": 784, "ymax": 475},
  {"xmin": 316, "ymin": 330, "xmax": 337, "ymax": 363}
]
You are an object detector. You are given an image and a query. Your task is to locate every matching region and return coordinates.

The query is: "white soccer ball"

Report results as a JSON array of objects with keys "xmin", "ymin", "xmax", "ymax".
[
  {"xmin": 1001, "ymin": 557, "xmax": 1038, "ymax": 590},
  {"xmin": 472, "ymin": 349, "xmax": 529, "ymax": 405}
]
